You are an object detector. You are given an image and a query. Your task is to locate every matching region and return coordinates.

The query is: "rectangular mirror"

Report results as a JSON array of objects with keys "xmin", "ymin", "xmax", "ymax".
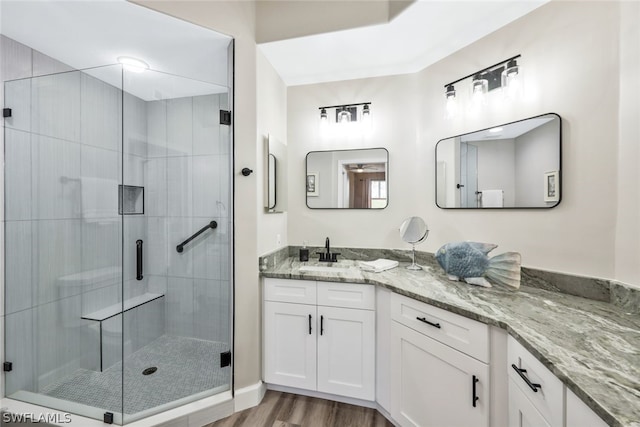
[
  {"xmin": 436, "ymin": 113, "xmax": 561, "ymax": 209},
  {"xmin": 306, "ymin": 148, "xmax": 388, "ymax": 209},
  {"xmin": 264, "ymin": 134, "xmax": 287, "ymax": 212}
]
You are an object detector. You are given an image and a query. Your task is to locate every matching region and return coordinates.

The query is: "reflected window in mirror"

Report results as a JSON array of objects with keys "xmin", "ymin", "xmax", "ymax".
[
  {"xmin": 306, "ymin": 148, "xmax": 389, "ymax": 209},
  {"xmin": 435, "ymin": 113, "xmax": 561, "ymax": 209}
]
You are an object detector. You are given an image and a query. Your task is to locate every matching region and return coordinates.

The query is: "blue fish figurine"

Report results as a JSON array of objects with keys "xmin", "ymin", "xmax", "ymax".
[{"xmin": 435, "ymin": 242, "xmax": 521, "ymax": 288}]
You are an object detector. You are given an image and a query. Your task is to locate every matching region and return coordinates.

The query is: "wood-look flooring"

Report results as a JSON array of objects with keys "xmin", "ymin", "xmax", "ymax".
[{"xmin": 206, "ymin": 391, "xmax": 393, "ymax": 427}]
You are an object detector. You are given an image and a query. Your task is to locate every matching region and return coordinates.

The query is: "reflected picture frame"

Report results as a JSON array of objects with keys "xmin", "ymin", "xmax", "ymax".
[
  {"xmin": 544, "ymin": 170, "xmax": 560, "ymax": 202},
  {"xmin": 307, "ymin": 172, "xmax": 319, "ymax": 196}
]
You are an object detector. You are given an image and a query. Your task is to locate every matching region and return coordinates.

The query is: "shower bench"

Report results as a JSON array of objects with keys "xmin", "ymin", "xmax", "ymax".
[{"xmin": 81, "ymin": 292, "xmax": 165, "ymax": 371}]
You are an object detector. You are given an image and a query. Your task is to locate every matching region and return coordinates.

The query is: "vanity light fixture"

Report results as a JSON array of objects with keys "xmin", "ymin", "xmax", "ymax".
[
  {"xmin": 444, "ymin": 54, "xmax": 521, "ymax": 116},
  {"xmin": 317, "ymin": 102, "xmax": 372, "ymax": 124},
  {"xmin": 117, "ymin": 56, "xmax": 149, "ymax": 73}
]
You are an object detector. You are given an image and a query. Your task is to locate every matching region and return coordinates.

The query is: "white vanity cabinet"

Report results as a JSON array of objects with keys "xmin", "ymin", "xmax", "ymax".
[
  {"xmin": 390, "ymin": 293, "xmax": 491, "ymax": 427},
  {"xmin": 507, "ymin": 336, "xmax": 608, "ymax": 427},
  {"xmin": 263, "ymin": 278, "xmax": 376, "ymax": 401},
  {"xmin": 566, "ymin": 387, "xmax": 608, "ymax": 427},
  {"xmin": 507, "ymin": 336, "xmax": 564, "ymax": 427}
]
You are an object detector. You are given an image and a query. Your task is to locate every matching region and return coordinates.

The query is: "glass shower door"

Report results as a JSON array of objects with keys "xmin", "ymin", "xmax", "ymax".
[
  {"xmin": 120, "ymin": 68, "xmax": 232, "ymax": 423},
  {"xmin": 4, "ymin": 64, "xmax": 233, "ymax": 424},
  {"xmin": 3, "ymin": 64, "xmax": 125, "ymax": 422}
]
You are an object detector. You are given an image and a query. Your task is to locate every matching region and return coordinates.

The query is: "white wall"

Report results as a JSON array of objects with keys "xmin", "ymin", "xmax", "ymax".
[
  {"xmin": 257, "ymin": 50, "xmax": 288, "ymax": 256},
  {"xmin": 287, "ymin": 72, "xmax": 421, "ymax": 249},
  {"xmin": 419, "ymin": 0, "xmax": 620, "ymax": 279},
  {"xmin": 288, "ymin": 1, "xmax": 637, "ymax": 285},
  {"xmin": 615, "ymin": 0, "xmax": 640, "ymax": 285}
]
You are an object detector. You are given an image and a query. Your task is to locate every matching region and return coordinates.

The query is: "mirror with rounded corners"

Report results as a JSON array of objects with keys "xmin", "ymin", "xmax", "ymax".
[
  {"xmin": 265, "ymin": 134, "xmax": 287, "ymax": 212},
  {"xmin": 267, "ymin": 153, "xmax": 276, "ymax": 209},
  {"xmin": 399, "ymin": 216, "xmax": 429, "ymax": 270},
  {"xmin": 306, "ymin": 147, "xmax": 388, "ymax": 209},
  {"xmin": 435, "ymin": 113, "xmax": 561, "ymax": 209}
]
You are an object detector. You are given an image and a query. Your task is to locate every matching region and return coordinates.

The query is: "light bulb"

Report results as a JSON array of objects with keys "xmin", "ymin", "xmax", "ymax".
[
  {"xmin": 470, "ymin": 73, "xmax": 488, "ymax": 108},
  {"xmin": 445, "ymin": 85, "xmax": 457, "ymax": 119},
  {"xmin": 338, "ymin": 108, "xmax": 351, "ymax": 123},
  {"xmin": 502, "ymin": 59, "xmax": 522, "ymax": 100}
]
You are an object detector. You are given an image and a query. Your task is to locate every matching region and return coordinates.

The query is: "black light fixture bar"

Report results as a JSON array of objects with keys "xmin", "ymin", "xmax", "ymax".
[
  {"xmin": 444, "ymin": 54, "xmax": 521, "ymax": 88},
  {"xmin": 318, "ymin": 102, "xmax": 371, "ymax": 110}
]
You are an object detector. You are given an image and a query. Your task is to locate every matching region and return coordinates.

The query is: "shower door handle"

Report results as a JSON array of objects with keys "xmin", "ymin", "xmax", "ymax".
[{"xmin": 136, "ymin": 240, "xmax": 143, "ymax": 281}]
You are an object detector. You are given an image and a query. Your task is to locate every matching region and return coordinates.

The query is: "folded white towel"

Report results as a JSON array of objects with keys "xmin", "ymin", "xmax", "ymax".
[
  {"xmin": 481, "ymin": 189, "xmax": 504, "ymax": 208},
  {"xmin": 359, "ymin": 259, "xmax": 399, "ymax": 273}
]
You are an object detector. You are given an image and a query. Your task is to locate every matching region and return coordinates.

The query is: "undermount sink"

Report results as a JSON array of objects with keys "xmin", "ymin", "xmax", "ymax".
[{"xmin": 298, "ymin": 265, "xmax": 352, "ymax": 274}]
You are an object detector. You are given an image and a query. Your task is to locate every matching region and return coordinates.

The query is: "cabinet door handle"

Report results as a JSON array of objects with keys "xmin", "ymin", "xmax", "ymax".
[
  {"xmin": 416, "ymin": 316, "xmax": 441, "ymax": 329},
  {"xmin": 308, "ymin": 314, "xmax": 312, "ymax": 335},
  {"xmin": 511, "ymin": 364, "xmax": 542, "ymax": 392},
  {"xmin": 320, "ymin": 315, "xmax": 324, "ymax": 335},
  {"xmin": 472, "ymin": 375, "xmax": 479, "ymax": 407}
]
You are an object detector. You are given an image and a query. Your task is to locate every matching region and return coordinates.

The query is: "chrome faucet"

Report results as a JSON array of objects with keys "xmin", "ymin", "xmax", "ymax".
[{"xmin": 317, "ymin": 237, "xmax": 340, "ymax": 263}]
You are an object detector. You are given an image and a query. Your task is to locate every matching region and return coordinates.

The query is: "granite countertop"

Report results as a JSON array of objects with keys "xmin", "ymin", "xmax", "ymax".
[{"xmin": 261, "ymin": 257, "xmax": 640, "ymax": 427}]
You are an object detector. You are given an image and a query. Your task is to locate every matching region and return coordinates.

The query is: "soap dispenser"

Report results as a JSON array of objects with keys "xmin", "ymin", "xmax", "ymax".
[{"xmin": 299, "ymin": 241, "xmax": 309, "ymax": 262}]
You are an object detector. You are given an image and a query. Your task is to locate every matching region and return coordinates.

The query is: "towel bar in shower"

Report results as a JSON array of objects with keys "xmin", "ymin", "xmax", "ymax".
[{"xmin": 176, "ymin": 220, "xmax": 217, "ymax": 253}]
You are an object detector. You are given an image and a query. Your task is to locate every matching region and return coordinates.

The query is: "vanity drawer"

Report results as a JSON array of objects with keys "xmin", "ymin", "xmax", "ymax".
[
  {"xmin": 508, "ymin": 336, "xmax": 564, "ymax": 427},
  {"xmin": 264, "ymin": 278, "xmax": 316, "ymax": 304},
  {"xmin": 317, "ymin": 281, "xmax": 375, "ymax": 310},
  {"xmin": 390, "ymin": 292, "xmax": 489, "ymax": 362}
]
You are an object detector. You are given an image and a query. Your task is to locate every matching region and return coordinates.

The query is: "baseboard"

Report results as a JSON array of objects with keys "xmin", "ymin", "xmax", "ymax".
[
  {"xmin": 234, "ymin": 381, "xmax": 267, "ymax": 412},
  {"xmin": 375, "ymin": 403, "xmax": 400, "ymax": 427},
  {"xmin": 266, "ymin": 384, "xmax": 376, "ymax": 409}
]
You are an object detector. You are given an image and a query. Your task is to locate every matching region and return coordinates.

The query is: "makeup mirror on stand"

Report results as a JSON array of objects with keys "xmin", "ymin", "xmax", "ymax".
[{"xmin": 400, "ymin": 217, "xmax": 429, "ymax": 270}]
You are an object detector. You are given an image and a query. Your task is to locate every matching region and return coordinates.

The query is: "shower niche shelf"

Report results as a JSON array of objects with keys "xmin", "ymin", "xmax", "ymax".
[{"xmin": 119, "ymin": 185, "xmax": 144, "ymax": 215}]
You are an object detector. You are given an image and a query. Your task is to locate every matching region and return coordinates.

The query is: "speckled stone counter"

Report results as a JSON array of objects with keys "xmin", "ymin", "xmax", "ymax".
[{"xmin": 260, "ymin": 256, "xmax": 640, "ymax": 427}]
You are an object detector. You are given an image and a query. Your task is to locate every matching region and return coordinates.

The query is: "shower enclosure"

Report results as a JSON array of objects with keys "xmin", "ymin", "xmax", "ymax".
[{"xmin": 3, "ymin": 62, "xmax": 233, "ymax": 424}]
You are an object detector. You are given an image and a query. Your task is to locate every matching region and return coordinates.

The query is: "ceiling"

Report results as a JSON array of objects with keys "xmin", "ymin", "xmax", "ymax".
[
  {"xmin": 461, "ymin": 116, "xmax": 555, "ymax": 141},
  {"xmin": 258, "ymin": 0, "xmax": 549, "ymax": 86},
  {"xmin": 0, "ymin": 0, "xmax": 231, "ymax": 100}
]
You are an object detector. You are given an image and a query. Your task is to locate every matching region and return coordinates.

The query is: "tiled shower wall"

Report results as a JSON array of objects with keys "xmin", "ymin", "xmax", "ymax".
[
  {"xmin": 145, "ymin": 94, "xmax": 231, "ymax": 345},
  {"xmin": 1, "ymin": 34, "xmax": 231, "ymax": 395}
]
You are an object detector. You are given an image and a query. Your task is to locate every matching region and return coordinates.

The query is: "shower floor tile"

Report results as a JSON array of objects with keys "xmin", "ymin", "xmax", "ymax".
[{"xmin": 40, "ymin": 335, "xmax": 230, "ymax": 415}]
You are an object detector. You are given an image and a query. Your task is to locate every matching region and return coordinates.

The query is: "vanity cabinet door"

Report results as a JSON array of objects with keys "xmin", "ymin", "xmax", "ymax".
[
  {"xmin": 263, "ymin": 301, "xmax": 317, "ymax": 390},
  {"xmin": 316, "ymin": 306, "xmax": 375, "ymax": 400},
  {"xmin": 391, "ymin": 322, "xmax": 490, "ymax": 427},
  {"xmin": 566, "ymin": 388, "xmax": 608, "ymax": 427},
  {"xmin": 508, "ymin": 378, "xmax": 552, "ymax": 427}
]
